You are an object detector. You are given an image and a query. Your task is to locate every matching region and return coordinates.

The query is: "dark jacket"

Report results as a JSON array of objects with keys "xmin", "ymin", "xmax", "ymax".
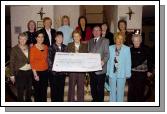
[
  {"xmin": 67, "ymin": 42, "xmax": 88, "ymax": 53},
  {"xmin": 38, "ymin": 28, "xmax": 56, "ymax": 47},
  {"xmin": 75, "ymin": 26, "xmax": 92, "ymax": 41},
  {"xmin": 10, "ymin": 45, "xmax": 30, "ymax": 76},
  {"xmin": 131, "ymin": 45, "xmax": 153, "ymax": 72},
  {"xmin": 103, "ymin": 32, "xmax": 114, "ymax": 45},
  {"xmin": 25, "ymin": 31, "xmax": 36, "ymax": 45},
  {"xmin": 48, "ymin": 43, "xmax": 67, "ymax": 71},
  {"xmin": 124, "ymin": 31, "xmax": 133, "ymax": 47}
]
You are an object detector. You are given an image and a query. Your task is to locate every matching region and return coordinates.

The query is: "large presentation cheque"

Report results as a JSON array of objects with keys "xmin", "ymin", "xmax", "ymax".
[{"xmin": 52, "ymin": 52, "xmax": 102, "ymax": 72}]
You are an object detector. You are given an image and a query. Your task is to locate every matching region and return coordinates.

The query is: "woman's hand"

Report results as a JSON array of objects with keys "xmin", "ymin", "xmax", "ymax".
[
  {"xmin": 10, "ymin": 76, "xmax": 15, "ymax": 84},
  {"xmin": 101, "ymin": 61, "xmax": 104, "ymax": 67},
  {"xmin": 34, "ymin": 75, "xmax": 39, "ymax": 81},
  {"xmin": 147, "ymin": 72, "xmax": 152, "ymax": 77},
  {"xmin": 32, "ymin": 70, "xmax": 39, "ymax": 81}
]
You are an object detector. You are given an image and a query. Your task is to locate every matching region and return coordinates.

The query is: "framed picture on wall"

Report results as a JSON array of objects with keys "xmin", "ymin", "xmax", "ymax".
[
  {"xmin": 37, "ymin": 21, "xmax": 43, "ymax": 30},
  {"xmin": 14, "ymin": 26, "xmax": 22, "ymax": 34}
]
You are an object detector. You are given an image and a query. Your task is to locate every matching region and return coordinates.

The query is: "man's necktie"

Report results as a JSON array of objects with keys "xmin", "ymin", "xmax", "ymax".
[{"xmin": 94, "ymin": 38, "xmax": 97, "ymax": 44}]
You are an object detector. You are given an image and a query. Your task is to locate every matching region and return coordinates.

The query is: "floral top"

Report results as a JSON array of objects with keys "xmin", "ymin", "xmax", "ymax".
[{"xmin": 113, "ymin": 47, "xmax": 121, "ymax": 73}]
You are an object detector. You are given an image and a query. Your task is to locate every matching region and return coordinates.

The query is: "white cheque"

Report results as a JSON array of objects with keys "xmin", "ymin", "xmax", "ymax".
[{"xmin": 52, "ymin": 52, "xmax": 102, "ymax": 72}]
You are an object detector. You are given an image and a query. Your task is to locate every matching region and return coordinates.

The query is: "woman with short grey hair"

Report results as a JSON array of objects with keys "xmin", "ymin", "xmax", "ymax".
[
  {"xmin": 132, "ymin": 34, "xmax": 142, "ymax": 42},
  {"xmin": 128, "ymin": 34, "xmax": 153, "ymax": 102}
]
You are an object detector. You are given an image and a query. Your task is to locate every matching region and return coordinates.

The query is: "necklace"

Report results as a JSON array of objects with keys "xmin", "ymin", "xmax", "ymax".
[
  {"xmin": 36, "ymin": 44, "xmax": 44, "ymax": 50},
  {"xmin": 19, "ymin": 45, "xmax": 27, "ymax": 51}
]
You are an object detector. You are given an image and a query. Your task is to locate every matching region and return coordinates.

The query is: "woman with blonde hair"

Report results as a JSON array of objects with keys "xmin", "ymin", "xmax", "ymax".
[
  {"xmin": 10, "ymin": 32, "xmax": 33, "ymax": 101},
  {"xmin": 107, "ymin": 33, "xmax": 131, "ymax": 102},
  {"xmin": 58, "ymin": 15, "xmax": 73, "ymax": 45}
]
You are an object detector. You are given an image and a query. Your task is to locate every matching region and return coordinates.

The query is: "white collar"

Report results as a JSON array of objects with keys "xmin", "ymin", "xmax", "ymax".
[
  {"xmin": 94, "ymin": 37, "xmax": 100, "ymax": 41},
  {"xmin": 45, "ymin": 28, "xmax": 51, "ymax": 32},
  {"xmin": 75, "ymin": 43, "xmax": 80, "ymax": 48}
]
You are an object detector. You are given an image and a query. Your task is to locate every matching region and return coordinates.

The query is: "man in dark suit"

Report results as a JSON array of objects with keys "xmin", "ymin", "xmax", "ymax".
[
  {"xmin": 38, "ymin": 17, "xmax": 56, "ymax": 46},
  {"xmin": 88, "ymin": 25, "xmax": 109, "ymax": 102}
]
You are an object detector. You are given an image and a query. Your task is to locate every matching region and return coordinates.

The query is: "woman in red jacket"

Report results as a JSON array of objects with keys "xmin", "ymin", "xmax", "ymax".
[{"xmin": 75, "ymin": 16, "xmax": 92, "ymax": 44}]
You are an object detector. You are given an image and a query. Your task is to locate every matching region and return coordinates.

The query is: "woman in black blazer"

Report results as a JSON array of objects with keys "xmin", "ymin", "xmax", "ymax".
[
  {"xmin": 101, "ymin": 23, "xmax": 114, "ymax": 45},
  {"xmin": 38, "ymin": 17, "xmax": 56, "ymax": 46},
  {"xmin": 48, "ymin": 31, "xmax": 67, "ymax": 102}
]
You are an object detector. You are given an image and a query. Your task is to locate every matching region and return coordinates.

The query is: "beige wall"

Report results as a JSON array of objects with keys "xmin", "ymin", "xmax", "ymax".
[
  {"xmin": 10, "ymin": 5, "xmax": 80, "ymax": 47},
  {"xmin": 11, "ymin": 5, "xmax": 54, "ymax": 47},
  {"xmin": 103, "ymin": 5, "xmax": 143, "ymax": 34},
  {"xmin": 54, "ymin": 5, "xmax": 80, "ymax": 29},
  {"xmin": 117, "ymin": 5, "xmax": 143, "ymax": 31}
]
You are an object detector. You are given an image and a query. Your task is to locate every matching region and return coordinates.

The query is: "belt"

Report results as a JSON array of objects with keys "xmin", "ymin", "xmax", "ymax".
[{"xmin": 131, "ymin": 68, "xmax": 147, "ymax": 72}]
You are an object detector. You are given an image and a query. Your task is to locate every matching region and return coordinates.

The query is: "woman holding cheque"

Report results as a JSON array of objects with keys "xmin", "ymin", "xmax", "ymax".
[
  {"xmin": 67, "ymin": 30, "xmax": 88, "ymax": 102},
  {"xmin": 48, "ymin": 31, "xmax": 68, "ymax": 102}
]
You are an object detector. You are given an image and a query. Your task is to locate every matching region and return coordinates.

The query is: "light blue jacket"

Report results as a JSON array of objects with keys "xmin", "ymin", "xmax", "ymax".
[
  {"xmin": 58, "ymin": 25, "xmax": 73, "ymax": 45},
  {"xmin": 107, "ymin": 44, "xmax": 131, "ymax": 78}
]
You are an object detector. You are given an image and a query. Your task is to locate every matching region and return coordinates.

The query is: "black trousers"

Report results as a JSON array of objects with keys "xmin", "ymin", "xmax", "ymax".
[
  {"xmin": 49, "ymin": 72, "xmax": 66, "ymax": 102},
  {"xmin": 33, "ymin": 70, "xmax": 48, "ymax": 102},
  {"xmin": 90, "ymin": 72, "xmax": 106, "ymax": 102},
  {"xmin": 127, "ymin": 71, "xmax": 147, "ymax": 102},
  {"xmin": 15, "ymin": 70, "xmax": 33, "ymax": 102}
]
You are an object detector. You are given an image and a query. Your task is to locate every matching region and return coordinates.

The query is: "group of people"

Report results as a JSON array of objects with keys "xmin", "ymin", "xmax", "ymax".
[{"xmin": 9, "ymin": 15, "xmax": 154, "ymax": 102}]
